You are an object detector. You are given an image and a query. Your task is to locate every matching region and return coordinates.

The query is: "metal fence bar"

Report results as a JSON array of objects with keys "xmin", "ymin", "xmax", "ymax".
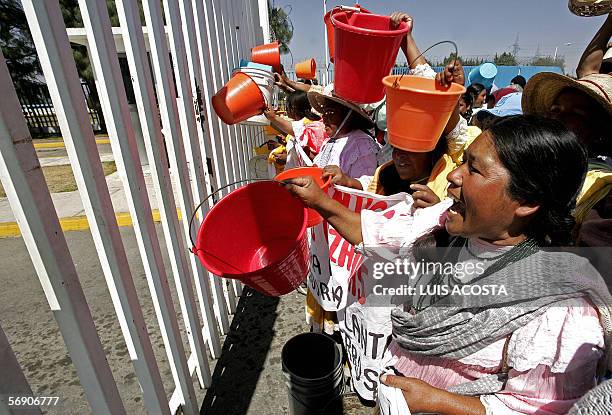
[
  {"xmin": 222, "ymin": 0, "xmax": 246, "ymax": 300},
  {"xmin": 77, "ymin": 1, "xmax": 199, "ymax": 413},
  {"xmin": 210, "ymin": 0, "xmax": 239, "ymax": 313},
  {"xmin": 189, "ymin": 0, "xmax": 233, "ymax": 335},
  {"xmin": 173, "ymin": 0, "xmax": 227, "ymax": 355},
  {"xmin": 0, "ymin": 321, "xmax": 42, "ymax": 414},
  {"xmin": 0, "ymin": 42, "xmax": 125, "ymax": 414},
  {"xmin": 203, "ymin": 0, "xmax": 237, "ymax": 194},
  {"xmin": 202, "ymin": 0, "xmax": 238, "ymax": 314},
  {"xmin": 140, "ymin": 0, "xmax": 211, "ymax": 401},
  {"xmin": 161, "ymin": 0, "xmax": 222, "ymax": 369},
  {"xmin": 224, "ymin": 0, "xmax": 248, "ymax": 186},
  {"xmin": 113, "ymin": 0, "xmax": 211, "ymax": 405}
]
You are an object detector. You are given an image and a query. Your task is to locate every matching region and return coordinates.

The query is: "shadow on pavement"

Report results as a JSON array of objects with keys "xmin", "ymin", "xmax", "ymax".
[{"xmin": 201, "ymin": 287, "xmax": 280, "ymax": 415}]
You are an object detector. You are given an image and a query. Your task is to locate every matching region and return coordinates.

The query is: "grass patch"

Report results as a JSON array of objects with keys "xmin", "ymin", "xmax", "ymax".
[{"xmin": 0, "ymin": 161, "xmax": 116, "ymax": 197}]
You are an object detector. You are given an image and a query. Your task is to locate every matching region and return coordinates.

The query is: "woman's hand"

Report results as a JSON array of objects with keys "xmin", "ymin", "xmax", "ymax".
[
  {"xmin": 263, "ymin": 107, "xmax": 276, "ymax": 121},
  {"xmin": 380, "ymin": 375, "xmax": 445, "ymax": 413},
  {"xmin": 411, "ymin": 184, "xmax": 440, "ymax": 208},
  {"xmin": 272, "ymin": 150, "xmax": 287, "ymax": 165},
  {"xmin": 282, "ymin": 176, "xmax": 327, "ymax": 208},
  {"xmin": 274, "ymin": 66, "xmax": 294, "ymax": 92},
  {"xmin": 380, "ymin": 374, "xmax": 486, "ymax": 415},
  {"xmin": 322, "ymin": 165, "xmax": 349, "ymax": 186},
  {"xmin": 436, "ymin": 59, "xmax": 465, "ymax": 88},
  {"xmin": 390, "ymin": 12, "xmax": 413, "ymax": 33},
  {"xmin": 322, "ymin": 165, "xmax": 364, "ymax": 190}
]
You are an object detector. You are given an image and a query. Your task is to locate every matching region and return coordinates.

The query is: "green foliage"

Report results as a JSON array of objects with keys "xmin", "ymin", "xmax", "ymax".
[
  {"xmin": 531, "ymin": 55, "xmax": 565, "ymax": 70},
  {"xmin": 434, "ymin": 54, "xmax": 484, "ymax": 67},
  {"xmin": 60, "ymin": 0, "xmax": 124, "ymax": 82},
  {"xmin": 0, "ymin": 0, "xmax": 43, "ymax": 94},
  {"xmin": 493, "ymin": 52, "xmax": 517, "ymax": 66},
  {"xmin": 268, "ymin": 3, "xmax": 293, "ymax": 54}
]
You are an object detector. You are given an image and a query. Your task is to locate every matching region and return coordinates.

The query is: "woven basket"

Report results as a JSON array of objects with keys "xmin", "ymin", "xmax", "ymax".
[{"xmin": 569, "ymin": 0, "xmax": 612, "ymax": 16}]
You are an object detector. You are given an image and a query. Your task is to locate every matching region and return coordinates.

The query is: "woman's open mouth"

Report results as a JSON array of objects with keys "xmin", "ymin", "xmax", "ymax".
[{"xmin": 448, "ymin": 194, "xmax": 466, "ymax": 217}]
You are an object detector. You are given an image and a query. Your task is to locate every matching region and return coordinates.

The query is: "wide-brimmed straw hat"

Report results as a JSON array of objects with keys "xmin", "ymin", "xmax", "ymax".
[
  {"xmin": 307, "ymin": 84, "xmax": 374, "ymax": 127},
  {"xmin": 522, "ymin": 72, "xmax": 612, "ymax": 119}
]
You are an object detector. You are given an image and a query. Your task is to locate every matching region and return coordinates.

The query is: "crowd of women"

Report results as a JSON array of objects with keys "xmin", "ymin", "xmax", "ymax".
[{"xmin": 259, "ymin": 9, "xmax": 612, "ymax": 415}]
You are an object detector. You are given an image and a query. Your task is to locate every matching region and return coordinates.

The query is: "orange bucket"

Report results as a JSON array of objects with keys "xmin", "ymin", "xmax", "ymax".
[
  {"xmin": 212, "ymin": 72, "xmax": 266, "ymax": 125},
  {"xmin": 275, "ymin": 167, "xmax": 332, "ymax": 228},
  {"xmin": 251, "ymin": 42, "xmax": 281, "ymax": 73},
  {"xmin": 383, "ymin": 75, "xmax": 466, "ymax": 152},
  {"xmin": 295, "ymin": 59, "xmax": 317, "ymax": 80}
]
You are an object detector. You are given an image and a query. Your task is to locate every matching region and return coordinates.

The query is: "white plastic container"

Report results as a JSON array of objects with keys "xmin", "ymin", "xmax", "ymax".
[{"xmin": 232, "ymin": 66, "xmax": 275, "ymax": 126}]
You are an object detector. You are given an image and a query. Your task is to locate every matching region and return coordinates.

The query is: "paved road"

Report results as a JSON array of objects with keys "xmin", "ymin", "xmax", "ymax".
[{"xmin": 0, "ymin": 226, "xmax": 371, "ymax": 414}]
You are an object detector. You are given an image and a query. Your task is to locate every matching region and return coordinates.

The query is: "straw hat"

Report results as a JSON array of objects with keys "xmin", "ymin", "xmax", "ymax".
[
  {"xmin": 522, "ymin": 72, "xmax": 612, "ymax": 119},
  {"xmin": 307, "ymin": 84, "xmax": 374, "ymax": 127}
]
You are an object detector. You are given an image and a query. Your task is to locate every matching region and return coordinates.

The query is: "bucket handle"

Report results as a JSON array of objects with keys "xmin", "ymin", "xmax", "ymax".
[
  {"xmin": 188, "ymin": 178, "xmax": 273, "ymax": 254},
  {"xmin": 329, "ymin": 5, "xmax": 362, "ymax": 27},
  {"xmin": 393, "ymin": 40, "xmax": 460, "ymax": 88}
]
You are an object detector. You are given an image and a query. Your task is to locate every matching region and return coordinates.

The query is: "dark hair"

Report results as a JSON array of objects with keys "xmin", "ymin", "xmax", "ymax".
[
  {"xmin": 460, "ymin": 93, "xmax": 473, "ymax": 120},
  {"xmin": 466, "ymin": 83, "xmax": 486, "ymax": 99},
  {"xmin": 286, "ymin": 91, "xmax": 320, "ymax": 121},
  {"xmin": 461, "ymin": 93, "xmax": 473, "ymax": 107},
  {"xmin": 511, "ymin": 75, "xmax": 526, "ymax": 88},
  {"xmin": 487, "ymin": 115, "xmax": 588, "ymax": 246},
  {"xmin": 472, "ymin": 110, "xmax": 500, "ymax": 130}
]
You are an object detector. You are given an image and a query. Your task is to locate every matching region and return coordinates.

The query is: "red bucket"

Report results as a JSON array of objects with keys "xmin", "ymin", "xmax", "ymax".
[
  {"xmin": 251, "ymin": 42, "xmax": 282, "ymax": 73},
  {"xmin": 324, "ymin": 5, "xmax": 370, "ymax": 64},
  {"xmin": 193, "ymin": 181, "xmax": 310, "ymax": 296},
  {"xmin": 331, "ymin": 11, "xmax": 409, "ymax": 103},
  {"xmin": 275, "ymin": 167, "xmax": 332, "ymax": 228},
  {"xmin": 212, "ymin": 72, "xmax": 266, "ymax": 125}
]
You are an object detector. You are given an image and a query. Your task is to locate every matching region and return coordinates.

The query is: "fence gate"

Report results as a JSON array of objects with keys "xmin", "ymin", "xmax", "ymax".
[{"xmin": 0, "ymin": 0, "xmax": 270, "ymax": 413}]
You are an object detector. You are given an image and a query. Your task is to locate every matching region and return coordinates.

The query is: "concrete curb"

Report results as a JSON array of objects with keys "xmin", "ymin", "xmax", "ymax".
[
  {"xmin": 0, "ymin": 208, "xmax": 184, "ymax": 238},
  {"xmin": 33, "ymin": 138, "xmax": 111, "ymax": 149}
]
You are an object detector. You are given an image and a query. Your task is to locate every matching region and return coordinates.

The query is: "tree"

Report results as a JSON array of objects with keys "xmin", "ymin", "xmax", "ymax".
[
  {"xmin": 434, "ymin": 53, "xmax": 484, "ymax": 67},
  {"xmin": 494, "ymin": 52, "xmax": 517, "ymax": 66},
  {"xmin": 268, "ymin": 2, "xmax": 293, "ymax": 54},
  {"xmin": 531, "ymin": 55, "xmax": 565, "ymax": 70},
  {"xmin": 0, "ymin": 0, "xmax": 43, "ymax": 95}
]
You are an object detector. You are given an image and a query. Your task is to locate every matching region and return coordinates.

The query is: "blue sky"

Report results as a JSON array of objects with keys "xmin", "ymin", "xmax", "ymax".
[{"xmin": 272, "ymin": 0, "xmax": 608, "ymax": 75}]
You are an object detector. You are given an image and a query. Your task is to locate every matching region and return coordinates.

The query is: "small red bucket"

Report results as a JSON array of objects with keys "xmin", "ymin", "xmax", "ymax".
[
  {"xmin": 251, "ymin": 42, "xmax": 282, "ymax": 73},
  {"xmin": 275, "ymin": 167, "xmax": 332, "ymax": 228},
  {"xmin": 331, "ymin": 11, "xmax": 409, "ymax": 103},
  {"xmin": 193, "ymin": 181, "xmax": 310, "ymax": 296},
  {"xmin": 212, "ymin": 72, "xmax": 266, "ymax": 125}
]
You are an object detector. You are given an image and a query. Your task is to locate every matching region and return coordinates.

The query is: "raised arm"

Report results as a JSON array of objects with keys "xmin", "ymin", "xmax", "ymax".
[
  {"xmin": 263, "ymin": 108, "xmax": 295, "ymax": 137},
  {"xmin": 283, "ymin": 176, "xmax": 363, "ymax": 245},
  {"xmin": 577, "ymin": 14, "xmax": 612, "ymax": 78},
  {"xmin": 390, "ymin": 12, "xmax": 425, "ymax": 69},
  {"xmin": 274, "ymin": 69, "xmax": 313, "ymax": 93}
]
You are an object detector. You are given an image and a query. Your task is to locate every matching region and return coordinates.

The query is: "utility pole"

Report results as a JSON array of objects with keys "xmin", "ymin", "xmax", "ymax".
[
  {"xmin": 554, "ymin": 43, "xmax": 573, "ymax": 61},
  {"xmin": 511, "ymin": 33, "xmax": 520, "ymax": 57}
]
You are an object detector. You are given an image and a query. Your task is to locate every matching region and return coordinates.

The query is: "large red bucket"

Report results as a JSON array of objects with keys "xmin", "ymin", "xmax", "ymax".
[
  {"xmin": 193, "ymin": 181, "xmax": 310, "ymax": 296},
  {"xmin": 324, "ymin": 5, "xmax": 370, "ymax": 64},
  {"xmin": 331, "ymin": 11, "xmax": 409, "ymax": 103},
  {"xmin": 275, "ymin": 167, "xmax": 332, "ymax": 227}
]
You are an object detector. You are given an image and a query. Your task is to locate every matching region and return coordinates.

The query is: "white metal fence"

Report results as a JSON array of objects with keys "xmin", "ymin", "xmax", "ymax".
[{"xmin": 0, "ymin": 0, "xmax": 270, "ymax": 413}]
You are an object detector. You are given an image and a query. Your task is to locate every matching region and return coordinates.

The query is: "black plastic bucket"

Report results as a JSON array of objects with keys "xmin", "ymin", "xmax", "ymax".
[{"xmin": 281, "ymin": 333, "xmax": 344, "ymax": 415}]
